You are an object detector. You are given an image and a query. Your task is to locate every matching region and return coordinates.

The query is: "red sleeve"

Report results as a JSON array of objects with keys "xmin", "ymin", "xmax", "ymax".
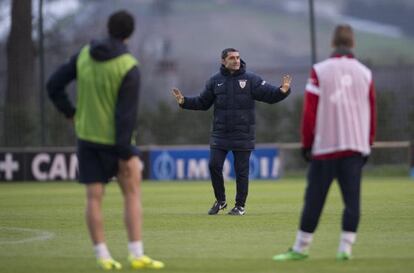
[
  {"xmin": 301, "ymin": 68, "xmax": 319, "ymax": 148},
  {"xmin": 369, "ymin": 80, "xmax": 376, "ymax": 146}
]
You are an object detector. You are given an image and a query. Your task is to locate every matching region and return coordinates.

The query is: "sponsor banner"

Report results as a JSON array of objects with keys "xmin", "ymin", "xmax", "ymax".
[
  {"xmin": 0, "ymin": 146, "xmax": 282, "ymax": 181},
  {"xmin": 0, "ymin": 153, "xmax": 25, "ymax": 181},
  {"xmin": 149, "ymin": 147, "xmax": 280, "ymax": 180},
  {"xmin": 0, "ymin": 150, "xmax": 152, "ymax": 182},
  {"xmin": 0, "ymin": 152, "xmax": 78, "ymax": 182}
]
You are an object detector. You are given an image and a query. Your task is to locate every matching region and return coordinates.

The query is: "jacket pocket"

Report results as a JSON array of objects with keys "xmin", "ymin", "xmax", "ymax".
[
  {"xmin": 234, "ymin": 124, "xmax": 249, "ymax": 133},
  {"xmin": 213, "ymin": 123, "xmax": 226, "ymax": 132}
]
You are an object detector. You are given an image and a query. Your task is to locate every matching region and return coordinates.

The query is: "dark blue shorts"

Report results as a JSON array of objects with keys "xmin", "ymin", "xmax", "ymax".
[{"xmin": 77, "ymin": 139, "xmax": 139, "ymax": 184}]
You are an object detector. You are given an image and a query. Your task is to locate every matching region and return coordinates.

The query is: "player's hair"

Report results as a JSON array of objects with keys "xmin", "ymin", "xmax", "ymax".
[
  {"xmin": 221, "ymin": 48, "xmax": 239, "ymax": 60},
  {"xmin": 332, "ymin": 24, "xmax": 354, "ymax": 48},
  {"xmin": 107, "ymin": 10, "xmax": 135, "ymax": 40}
]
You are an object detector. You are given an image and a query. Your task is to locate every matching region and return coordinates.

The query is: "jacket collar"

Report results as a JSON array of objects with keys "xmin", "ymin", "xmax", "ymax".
[
  {"xmin": 89, "ymin": 37, "xmax": 128, "ymax": 61},
  {"xmin": 220, "ymin": 59, "xmax": 246, "ymax": 76},
  {"xmin": 331, "ymin": 47, "xmax": 354, "ymax": 58}
]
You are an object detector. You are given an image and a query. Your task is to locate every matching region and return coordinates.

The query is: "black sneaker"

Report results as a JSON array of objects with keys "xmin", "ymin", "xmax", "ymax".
[
  {"xmin": 208, "ymin": 201, "xmax": 227, "ymax": 215},
  {"xmin": 228, "ymin": 206, "xmax": 245, "ymax": 216}
]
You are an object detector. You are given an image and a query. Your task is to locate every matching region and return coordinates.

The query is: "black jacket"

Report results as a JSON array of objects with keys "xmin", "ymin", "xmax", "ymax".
[
  {"xmin": 46, "ymin": 38, "xmax": 140, "ymax": 159},
  {"xmin": 181, "ymin": 61, "xmax": 290, "ymax": 150}
]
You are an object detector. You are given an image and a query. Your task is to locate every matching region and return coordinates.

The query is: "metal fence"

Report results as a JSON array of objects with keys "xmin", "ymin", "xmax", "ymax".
[{"xmin": 0, "ymin": 61, "xmax": 413, "ymax": 147}]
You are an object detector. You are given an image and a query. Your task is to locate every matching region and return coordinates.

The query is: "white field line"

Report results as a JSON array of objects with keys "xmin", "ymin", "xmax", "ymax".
[{"xmin": 0, "ymin": 227, "xmax": 55, "ymax": 245}]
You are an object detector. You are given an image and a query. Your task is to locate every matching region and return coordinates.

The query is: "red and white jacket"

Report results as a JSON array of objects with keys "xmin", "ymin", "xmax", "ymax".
[{"xmin": 301, "ymin": 52, "xmax": 376, "ymax": 159}]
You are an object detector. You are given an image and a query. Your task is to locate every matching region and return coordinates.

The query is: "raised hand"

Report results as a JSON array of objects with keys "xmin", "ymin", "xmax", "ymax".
[
  {"xmin": 280, "ymin": 75, "xmax": 292, "ymax": 93},
  {"xmin": 172, "ymin": 88, "xmax": 184, "ymax": 105}
]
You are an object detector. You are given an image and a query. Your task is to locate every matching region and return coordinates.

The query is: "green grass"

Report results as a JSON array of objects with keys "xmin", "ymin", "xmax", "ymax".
[{"xmin": 0, "ymin": 177, "xmax": 413, "ymax": 273}]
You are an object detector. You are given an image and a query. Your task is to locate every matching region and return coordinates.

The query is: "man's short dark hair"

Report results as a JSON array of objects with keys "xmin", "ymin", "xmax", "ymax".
[
  {"xmin": 332, "ymin": 24, "xmax": 354, "ymax": 48},
  {"xmin": 221, "ymin": 48, "xmax": 239, "ymax": 60},
  {"xmin": 108, "ymin": 10, "xmax": 135, "ymax": 40}
]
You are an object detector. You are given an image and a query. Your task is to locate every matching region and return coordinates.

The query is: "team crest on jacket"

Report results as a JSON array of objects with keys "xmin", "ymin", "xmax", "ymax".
[{"xmin": 238, "ymin": 80, "xmax": 247, "ymax": 89}]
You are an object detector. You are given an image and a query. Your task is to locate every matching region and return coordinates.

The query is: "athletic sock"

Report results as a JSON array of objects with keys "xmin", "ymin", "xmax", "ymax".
[
  {"xmin": 292, "ymin": 230, "xmax": 314, "ymax": 253},
  {"xmin": 128, "ymin": 241, "xmax": 144, "ymax": 258},
  {"xmin": 338, "ymin": 231, "xmax": 356, "ymax": 255},
  {"xmin": 94, "ymin": 242, "xmax": 112, "ymax": 260}
]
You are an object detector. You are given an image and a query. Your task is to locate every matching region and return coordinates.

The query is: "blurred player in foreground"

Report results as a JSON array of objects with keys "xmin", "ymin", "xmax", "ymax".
[
  {"xmin": 273, "ymin": 24, "xmax": 376, "ymax": 261},
  {"xmin": 47, "ymin": 10, "xmax": 164, "ymax": 270}
]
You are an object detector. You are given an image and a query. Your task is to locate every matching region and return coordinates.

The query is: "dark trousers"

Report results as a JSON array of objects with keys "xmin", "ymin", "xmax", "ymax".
[
  {"xmin": 299, "ymin": 155, "xmax": 365, "ymax": 233},
  {"xmin": 208, "ymin": 148, "xmax": 251, "ymax": 207}
]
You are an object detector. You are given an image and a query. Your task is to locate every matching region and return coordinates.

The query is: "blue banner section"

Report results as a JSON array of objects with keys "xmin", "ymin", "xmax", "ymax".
[
  {"xmin": 149, "ymin": 147, "xmax": 280, "ymax": 180},
  {"xmin": 411, "ymin": 145, "xmax": 414, "ymax": 179}
]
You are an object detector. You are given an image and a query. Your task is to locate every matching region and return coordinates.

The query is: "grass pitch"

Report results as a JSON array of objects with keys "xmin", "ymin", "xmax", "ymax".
[{"xmin": 0, "ymin": 177, "xmax": 413, "ymax": 273}]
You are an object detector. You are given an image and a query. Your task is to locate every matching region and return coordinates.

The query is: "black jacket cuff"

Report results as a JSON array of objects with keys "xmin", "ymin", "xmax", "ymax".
[
  {"xmin": 117, "ymin": 145, "xmax": 133, "ymax": 160},
  {"xmin": 116, "ymin": 145, "xmax": 140, "ymax": 160}
]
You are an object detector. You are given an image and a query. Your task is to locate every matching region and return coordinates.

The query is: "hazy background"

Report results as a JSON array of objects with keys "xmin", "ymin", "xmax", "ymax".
[{"xmin": 0, "ymin": 0, "xmax": 413, "ymax": 168}]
